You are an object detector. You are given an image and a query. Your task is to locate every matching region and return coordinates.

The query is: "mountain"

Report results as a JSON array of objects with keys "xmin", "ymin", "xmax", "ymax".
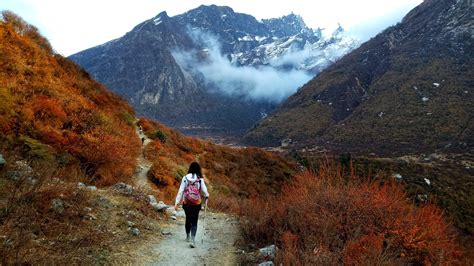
[
  {"xmin": 244, "ymin": 0, "xmax": 473, "ymax": 155},
  {"xmin": 69, "ymin": 5, "xmax": 358, "ymax": 138}
]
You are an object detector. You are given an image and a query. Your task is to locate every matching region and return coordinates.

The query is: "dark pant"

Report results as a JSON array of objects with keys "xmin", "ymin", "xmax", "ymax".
[{"xmin": 182, "ymin": 204, "xmax": 201, "ymax": 238}]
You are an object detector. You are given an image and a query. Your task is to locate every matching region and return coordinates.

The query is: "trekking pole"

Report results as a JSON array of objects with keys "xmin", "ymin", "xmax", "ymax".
[{"xmin": 202, "ymin": 198, "xmax": 208, "ymax": 244}]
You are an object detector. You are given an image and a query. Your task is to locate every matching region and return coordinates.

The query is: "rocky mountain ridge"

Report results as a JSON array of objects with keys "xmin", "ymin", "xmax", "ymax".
[
  {"xmin": 70, "ymin": 5, "xmax": 359, "ymax": 137},
  {"xmin": 244, "ymin": 0, "xmax": 473, "ymax": 155}
]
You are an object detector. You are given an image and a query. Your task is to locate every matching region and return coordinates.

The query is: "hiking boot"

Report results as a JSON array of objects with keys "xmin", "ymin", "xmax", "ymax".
[
  {"xmin": 190, "ymin": 239, "xmax": 196, "ymax": 248},
  {"xmin": 185, "ymin": 235, "xmax": 190, "ymax": 242}
]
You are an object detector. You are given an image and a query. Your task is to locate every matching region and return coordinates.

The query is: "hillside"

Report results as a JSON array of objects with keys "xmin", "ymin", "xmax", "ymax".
[
  {"xmin": 69, "ymin": 5, "xmax": 358, "ymax": 138},
  {"xmin": 244, "ymin": 0, "xmax": 473, "ymax": 155},
  {"xmin": 137, "ymin": 118, "xmax": 296, "ymax": 206},
  {"xmin": 0, "ymin": 11, "xmax": 140, "ymax": 185}
]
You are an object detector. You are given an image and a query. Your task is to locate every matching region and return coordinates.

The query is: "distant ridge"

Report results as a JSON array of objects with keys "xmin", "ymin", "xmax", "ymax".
[
  {"xmin": 69, "ymin": 5, "xmax": 359, "ymax": 138},
  {"xmin": 244, "ymin": 0, "xmax": 473, "ymax": 155}
]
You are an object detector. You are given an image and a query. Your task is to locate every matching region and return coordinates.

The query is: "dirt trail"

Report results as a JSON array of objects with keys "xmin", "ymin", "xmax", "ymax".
[
  {"xmin": 149, "ymin": 211, "xmax": 240, "ymax": 265},
  {"xmin": 135, "ymin": 126, "xmax": 153, "ymax": 187},
  {"xmin": 129, "ymin": 123, "xmax": 240, "ymax": 265}
]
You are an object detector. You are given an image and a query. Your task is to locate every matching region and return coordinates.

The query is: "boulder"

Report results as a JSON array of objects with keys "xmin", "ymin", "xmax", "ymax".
[
  {"xmin": 259, "ymin": 262, "xmax": 274, "ymax": 266},
  {"xmin": 113, "ymin": 182, "xmax": 134, "ymax": 194},
  {"xmin": 151, "ymin": 201, "xmax": 168, "ymax": 212},
  {"xmin": 161, "ymin": 230, "xmax": 172, "ymax": 236},
  {"xmin": 131, "ymin": 228, "xmax": 140, "ymax": 236},
  {"xmin": 86, "ymin": 186, "xmax": 97, "ymax": 191},
  {"xmin": 148, "ymin": 195, "xmax": 158, "ymax": 205},
  {"xmin": 416, "ymin": 194, "xmax": 429, "ymax": 204},
  {"xmin": 77, "ymin": 182, "xmax": 86, "ymax": 189},
  {"xmin": 393, "ymin": 173, "xmax": 403, "ymax": 183},
  {"xmin": 127, "ymin": 221, "xmax": 135, "ymax": 227},
  {"xmin": 51, "ymin": 199, "xmax": 65, "ymax": 214},
  {"xmin": 258, "ymin": 245, "xmax": 276, "ymax": 261},
  {"xmin": 8, "ymin": 160, "xmax": 33, "ymax": 181}
]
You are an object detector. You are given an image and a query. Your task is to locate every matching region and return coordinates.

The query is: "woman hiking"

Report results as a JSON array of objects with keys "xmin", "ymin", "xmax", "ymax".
[{"xmin": 174, "ymin": 162, "xmax": 209, "ymax": 248}]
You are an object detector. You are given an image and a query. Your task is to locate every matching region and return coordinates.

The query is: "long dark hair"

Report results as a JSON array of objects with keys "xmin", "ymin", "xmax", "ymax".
[{"xmin": 188, "ymin": 162, "xmax": 202, "ymax": 178}]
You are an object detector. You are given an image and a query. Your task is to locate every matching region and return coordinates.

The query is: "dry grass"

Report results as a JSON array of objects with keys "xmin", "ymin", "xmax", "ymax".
[
  {"xmin": 138, "ymin": 118, "xmax": 297, "ymax": 207},
  {"xmin": 0, "ymin": 160, "xmax": 163, "ymax": 264},
  {"xmin": 0, "ymin": 12, "xmax": 140, "ymax": 187},
  {"xmin": 240, "ymin": 162, "xmax": 465, "ymax": 264}
]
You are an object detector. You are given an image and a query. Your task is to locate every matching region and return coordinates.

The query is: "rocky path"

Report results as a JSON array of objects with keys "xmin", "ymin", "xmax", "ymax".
[
  {"xmin": 135, "ymin": 126, "xmax": 153, "ymax": 187},
  {"xmin": 130, "ymin": 123, "xmax": 240, "ymax": 265},
  {"xmin": 150, "ymin": 210, "xmax": 240, "ymax": 265}
]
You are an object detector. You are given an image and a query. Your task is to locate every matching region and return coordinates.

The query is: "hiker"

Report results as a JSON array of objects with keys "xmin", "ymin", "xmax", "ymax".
[{"xmin": 174, "ymin": 162, "xmax": 209, "ymax": 248}]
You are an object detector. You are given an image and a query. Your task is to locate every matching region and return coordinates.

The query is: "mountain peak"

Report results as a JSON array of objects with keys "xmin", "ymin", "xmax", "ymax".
[
  {"xmin": 155, "ymin": 11, "xmax": 168, "ymax": 17},
  {"xmin": 262, "ymin": 13, "xmax": 312, "ymax": 38},
  {"xmin": 283, "ymin": 13, "xmax": 307, "ymax": 28},
  {"xmin": 330, "ymin": 23, "xmax": 345, "ymax": 39},
  {"xmin": 191, "ymin": 4, "xmax": 235, "ymax": 15}
]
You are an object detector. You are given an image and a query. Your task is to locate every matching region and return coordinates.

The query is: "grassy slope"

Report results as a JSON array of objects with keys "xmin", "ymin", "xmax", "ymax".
[
  {"xmin": 0, "ymin": 11, "xmax": 140, "ymax": 185},
  {"xmin": 138, "ymin": 118, "xmax": 297, "ymax": 208}
]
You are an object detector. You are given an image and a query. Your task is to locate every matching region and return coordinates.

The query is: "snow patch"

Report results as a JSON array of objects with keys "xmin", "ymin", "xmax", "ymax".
[
  {"xmin": 422, "ymin": 97, "xmax": 429, "ymax": 102},
  {"xmin": 153, "ymin": 17, "xmax": 162, "ymax": 26},
  {"xmin": 433, "ymin": 82, "xmax": 440, "ymax": 87},
  {"xmin": 424, "ymin": 178, "xmax": 431, "ymax": 186},
  {"xmin": 393, "ymin": 173, "xmax": 402, "ymax": 180},
  {"xmin": 238, "ymin": 35, "xmax": 253, "ymax": 41}
]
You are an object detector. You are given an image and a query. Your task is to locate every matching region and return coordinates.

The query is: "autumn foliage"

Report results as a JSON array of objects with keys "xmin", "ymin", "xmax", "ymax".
[
  {"xmin": 241, "ymin": 167, "xmax": 463, "ymax": 264},
  {"xmin": 138, "ymin": 118, "xmax": 297, "ymax": 205},
  {"xmin": 0, "ymin": 11, "xmax": 140, "ymax": 185}
]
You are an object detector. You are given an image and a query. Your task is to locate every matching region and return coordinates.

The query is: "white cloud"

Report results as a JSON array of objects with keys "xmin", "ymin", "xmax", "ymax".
[
  {"xmin": 0, "ymin": 0, "xmax": 422, "ymax": 55},
  {"xmin": 172, "ymin": 30, "xmax": 312, "ymax": 103}
]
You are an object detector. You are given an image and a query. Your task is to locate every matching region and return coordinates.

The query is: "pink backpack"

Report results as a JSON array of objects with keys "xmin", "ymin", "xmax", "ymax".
[{"xmin": 183, "ymin": 176, "xmax": 202, "ymax": 205}]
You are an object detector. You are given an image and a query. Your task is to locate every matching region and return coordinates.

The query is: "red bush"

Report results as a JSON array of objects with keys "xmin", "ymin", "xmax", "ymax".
[
  {"xmin": 0, "ymin": 16, "xmax": 140, "ymax": 185},
  {"xmin": 241, "ymin": 170, "xmax": 463, "ymax": 264}
]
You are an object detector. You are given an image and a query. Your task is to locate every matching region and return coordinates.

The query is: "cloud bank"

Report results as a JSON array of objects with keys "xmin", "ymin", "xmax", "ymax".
[{"xmin": 172, "ymin": 30, "xmax": 312, "ymax": 103}]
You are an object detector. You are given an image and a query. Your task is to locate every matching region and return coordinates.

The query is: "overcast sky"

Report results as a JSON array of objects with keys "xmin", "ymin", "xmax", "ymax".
[{"xmin": 1, "ymin": 0, "xmax": 422, "ymax": 56}]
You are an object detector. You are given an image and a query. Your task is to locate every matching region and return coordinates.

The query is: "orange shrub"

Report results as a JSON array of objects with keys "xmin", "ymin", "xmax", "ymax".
[
  {"xmin": 137, "ymin": 118, "xmax": 297, "ymax": 206},
  {"xmin": 0, "ymin": 13, "xmax": 140, "ymax": 185},
  {"xmin": 241, "ymin": 170, "xmax": 462, "ymax": 264}
]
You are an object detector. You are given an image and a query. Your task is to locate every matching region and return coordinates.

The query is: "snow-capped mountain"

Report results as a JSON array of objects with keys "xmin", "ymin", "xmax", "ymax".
[
  {"xmin": 230, "ymin": 23, "xmax": 358, "ymax": 73},
  {"xmin": 245, "ymin": 0, "xmax": 473, "ymax": 155},
  {"xmin": 70, "ymin": 5, "xmax": 359, "ymax": 138}
]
